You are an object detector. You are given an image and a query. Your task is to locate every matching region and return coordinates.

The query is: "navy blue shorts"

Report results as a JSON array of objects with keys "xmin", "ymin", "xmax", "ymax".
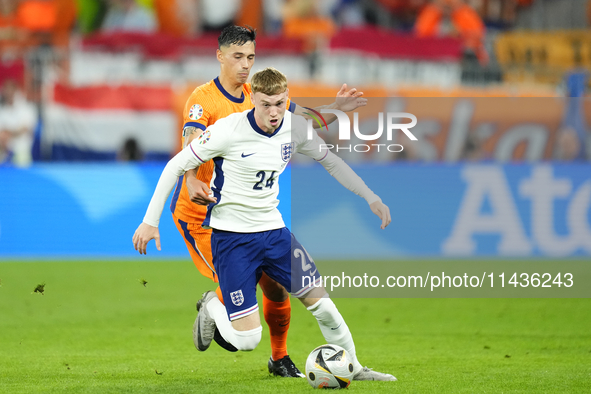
[{"xmin": 211, "ymin": 227, "xmax": 321, "ymax": 320}]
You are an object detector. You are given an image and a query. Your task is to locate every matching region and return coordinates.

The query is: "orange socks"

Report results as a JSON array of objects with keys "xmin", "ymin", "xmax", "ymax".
[{"xmin": 262, "ymin": 294, "xmax": 291, "ymax": 361}]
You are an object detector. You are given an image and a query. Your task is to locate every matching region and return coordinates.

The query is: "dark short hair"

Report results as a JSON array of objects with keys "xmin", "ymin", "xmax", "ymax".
[{"xmin": 218, "ymin": 25, "xmax": 257, "ymax": 48}]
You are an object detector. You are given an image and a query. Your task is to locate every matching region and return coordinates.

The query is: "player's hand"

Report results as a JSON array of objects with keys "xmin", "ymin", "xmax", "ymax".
[
  {"xmin": 132, "ymin": 222, "xmax": 161, "ymax": 255},
  {"xmin": 335, "ymin": 83, "xmax": 368, "ymax": 113},
  {"xmin": 370, "ymin": 200, "xmax": 391, "ymax": 230},
  {"xmin": 186, "ymin": 176, "xmax": 217, "ymax": 205}
]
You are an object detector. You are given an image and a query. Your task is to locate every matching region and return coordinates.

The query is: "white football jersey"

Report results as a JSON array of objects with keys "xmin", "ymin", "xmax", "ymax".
[
  {"xmin": 186, "ymin": 109, "xmax": 325, "ymax": 232},
  {"xmin": 142, "ymin": 108, "xmax": 379, "ymax": 232}
]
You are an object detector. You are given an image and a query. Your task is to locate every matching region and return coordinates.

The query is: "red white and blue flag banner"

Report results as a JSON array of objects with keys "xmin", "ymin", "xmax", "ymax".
[{"xmin": 43, "ymin": 83, "xmax": 177, "ymax": 161}]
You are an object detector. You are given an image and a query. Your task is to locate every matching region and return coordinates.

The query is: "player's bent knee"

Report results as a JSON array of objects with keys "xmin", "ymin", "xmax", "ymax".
[
  {"xmin": 298, "ymin": 287, "xmax": 328, "ymax": 307},
  {"xmin": 232, "ymin": 326, "xmax": 262, "ymax": 351}
]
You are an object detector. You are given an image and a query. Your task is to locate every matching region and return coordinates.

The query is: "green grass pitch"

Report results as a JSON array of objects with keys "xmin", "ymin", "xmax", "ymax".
[{"xmin": 0, "ymin": 260, "xmax": 589, "ymax": 393}]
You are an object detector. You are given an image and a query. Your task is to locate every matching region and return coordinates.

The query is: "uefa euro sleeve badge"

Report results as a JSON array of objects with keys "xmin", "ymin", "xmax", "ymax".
[
  {"xmin": 197, "ymin": 129, "xmax": 211, "ymax": 145},
  {"xmin": 189, "ymin": 104, "xmax": 203, "ymax": 120}
]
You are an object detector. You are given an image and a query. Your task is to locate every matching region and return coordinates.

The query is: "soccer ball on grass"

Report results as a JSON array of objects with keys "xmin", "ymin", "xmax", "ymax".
[{"xmin": 305, "ymin": 344, "xmax": 354, "ymax": 389}]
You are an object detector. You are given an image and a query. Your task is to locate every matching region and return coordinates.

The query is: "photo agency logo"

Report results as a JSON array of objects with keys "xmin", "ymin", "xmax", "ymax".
[{"xmin": 304, "ymin": 108, "xmax": 418, "ymax": 153}]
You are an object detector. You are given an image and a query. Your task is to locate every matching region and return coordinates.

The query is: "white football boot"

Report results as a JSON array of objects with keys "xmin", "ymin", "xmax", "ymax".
[
  {"xmin": 193, "ymin": 291, "xmax": 217, "ymax": 351},
  {"xmin": 353, "ymin": 367, "xmax": 397, "ymax": 381}
]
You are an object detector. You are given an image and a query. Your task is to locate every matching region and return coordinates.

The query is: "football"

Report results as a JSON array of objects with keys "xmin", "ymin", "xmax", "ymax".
[{"xmin": 305, "ymin": 344, "xmax": 355, "ymax": 389}]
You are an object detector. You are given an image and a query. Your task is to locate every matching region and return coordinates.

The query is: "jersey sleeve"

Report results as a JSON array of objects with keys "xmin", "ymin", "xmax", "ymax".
[
  {"xmin": 186, "ymin": 119, "xmax": 231, "ymax": 164},
  {"xmin": 292, "ymin": 114, "xmax": 380, "ymax": 205},
  {"xmin": 142, "ymin": 147, "xmax": 205, "ymax": 227},
  {"xmin": 182, "ymin": 91, "xmax": 211, "ymax": 136},
  {"xmin": 292, "ymin": 114, "xmax": 329, "ymax": 161},
  {"xmin": 316, "ymin": 152, "xmax": 380, "ymax": 205},
  {"xmin": 287, "ymin": 98, "xmax": 296, "ymax": 113},
  {"xmin": 142, "ymin": 121, "xmax": 231, "ymax": 227}
]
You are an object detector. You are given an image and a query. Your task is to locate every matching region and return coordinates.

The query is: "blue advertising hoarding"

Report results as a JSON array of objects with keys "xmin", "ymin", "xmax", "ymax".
[
  {"xmin": 292, "ymin": 163, "xmax": 591, "ymax": 259},
  {"xmin": 1, "ymin": 163, "xmax": 590, "ymax": 259}
]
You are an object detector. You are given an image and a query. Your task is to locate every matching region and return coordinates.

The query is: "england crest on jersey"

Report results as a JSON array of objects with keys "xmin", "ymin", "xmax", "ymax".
[
  {"xmin": 281, "ymin": 142, "xmax": 294, "ymax": 162},
  {"xmin": 230, "ymin": 290, "xmax": 244, "ymax": 306}
]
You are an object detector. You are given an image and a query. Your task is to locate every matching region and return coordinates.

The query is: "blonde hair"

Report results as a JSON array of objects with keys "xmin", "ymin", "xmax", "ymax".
[{"xmin": 250, "ymin": 67, "xmax": 287, "ymax": 96}]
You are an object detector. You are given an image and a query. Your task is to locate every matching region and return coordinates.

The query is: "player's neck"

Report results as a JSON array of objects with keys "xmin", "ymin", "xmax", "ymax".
[{"xmin": 218, "ymin": 74, "xmax": 244, "ymax": 99}]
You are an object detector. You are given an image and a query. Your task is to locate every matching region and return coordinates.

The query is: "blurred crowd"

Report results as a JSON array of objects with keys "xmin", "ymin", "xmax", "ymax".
[
  {"xmin": 0, "ymin": 0, "xmax": 589, "ymax": 166},
  {"xmin": 1, "ymin": 1, "xmax": 583, "ymax": 57},
  {"xmin": 1, "ymin": 0, "xmax": 589, "ymax": 78}
]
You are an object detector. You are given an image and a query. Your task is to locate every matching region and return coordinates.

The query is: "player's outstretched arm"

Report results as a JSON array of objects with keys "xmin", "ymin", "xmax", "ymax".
[
  {"xmin": 183, "ymin": 126, "xmax": 217, "ymax": 205},
  {"xmin": 293, "ymin": 83, "xmax": 367, "ymax": 126},
  {"xmin": 132, "ymin": 144, "xmax": 207, "ymax": 254},
  {"xmin": 319, "ymin": 152, "xmax": 391, "ymax": 230},
  {"xmin": 295, "ymin": 119, "xmax": 390, "ymax": 229},
  {"xmin": 334, "ymin": 83, "xmax": 368, "ymax": 112}
]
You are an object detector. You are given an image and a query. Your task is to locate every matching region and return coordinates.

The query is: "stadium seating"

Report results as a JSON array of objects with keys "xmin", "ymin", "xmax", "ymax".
[{"xmin": 495, "ymin": 30, "xmax": 591, "ymax": 86}]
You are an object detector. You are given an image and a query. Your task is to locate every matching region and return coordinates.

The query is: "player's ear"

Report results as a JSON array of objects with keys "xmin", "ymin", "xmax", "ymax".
[
  {"xmin": 216, "ymin": 49, "xmax": 223, "ymax": 63},
  {"xmin": 250, "ymin": 92, "xmax": 254, "ymax": 104}
]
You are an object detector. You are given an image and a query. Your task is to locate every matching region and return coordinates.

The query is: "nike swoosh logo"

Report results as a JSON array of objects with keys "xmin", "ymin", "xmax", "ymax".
[
  {"xmin": 330, "ymin": 323, "xmax": 342, "ymax": 330},
  {"xmin": 241, "ymin": 152, "xmax": 256, "ymax": 158}
]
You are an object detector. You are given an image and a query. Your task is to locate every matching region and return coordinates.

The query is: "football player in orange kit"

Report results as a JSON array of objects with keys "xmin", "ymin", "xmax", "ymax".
[{"xmin": 172, "ymin": 25, "xmax": 366, "ymax": 377}]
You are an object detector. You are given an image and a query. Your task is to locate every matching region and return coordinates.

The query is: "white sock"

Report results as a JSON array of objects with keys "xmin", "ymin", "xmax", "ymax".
[
  {"xmin": 206, "ymin": 297, "xmax": 262, "ymax": 351},
  {"xmin": 307, "ymin": 297, "xmax": 363, "ymax": 374}
]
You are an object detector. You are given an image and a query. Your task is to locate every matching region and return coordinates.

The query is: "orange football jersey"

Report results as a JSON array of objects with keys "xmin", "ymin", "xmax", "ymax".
[{"xmin": 170, "ymin": 77, "xmax": 294, "ymax": 226}]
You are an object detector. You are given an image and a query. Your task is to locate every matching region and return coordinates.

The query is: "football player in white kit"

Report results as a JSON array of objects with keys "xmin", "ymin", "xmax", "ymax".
[{"xmin": 133, "ymin": 67, "xmax": 396, "ymax": 382}]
